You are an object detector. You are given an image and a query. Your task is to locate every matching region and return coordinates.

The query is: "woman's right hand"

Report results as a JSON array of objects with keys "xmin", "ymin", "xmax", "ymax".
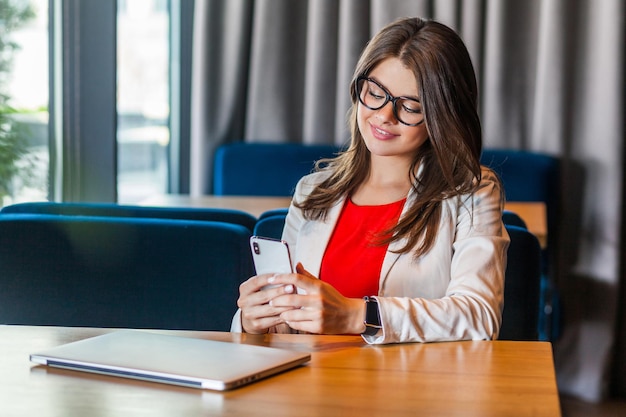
[{"xmin": 237, "ymin": 273, "xmax": 298, "ymax": 334}]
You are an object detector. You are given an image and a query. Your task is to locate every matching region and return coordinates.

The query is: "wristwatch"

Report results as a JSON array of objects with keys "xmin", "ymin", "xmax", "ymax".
[{"xmin": 362, "ymin": 296, "xmax": 382, "ymax": 336}]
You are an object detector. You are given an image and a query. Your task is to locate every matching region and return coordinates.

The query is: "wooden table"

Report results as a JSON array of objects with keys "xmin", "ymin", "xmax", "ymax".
[
  {"xmin": 505, "ymin": 201, "xmax": 547, "ymax": 248},
  {"xmin": 3, "ymin": 326, "xmax": 560, "ymax": 416},
  {"xmin": 140, "ymin": 194, "xmax": 547, "ymax": 248}
]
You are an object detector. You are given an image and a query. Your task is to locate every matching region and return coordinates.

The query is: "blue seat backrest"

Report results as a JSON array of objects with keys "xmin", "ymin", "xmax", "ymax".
[
  {"xmin": 254, "ymin": 214, "xmax": 287, "ymax": 240},
  {"xmin": 0, "ymin": 202, "xmax": 257, "ymax": 233},
  {"xmin": 481, "ymin": 149, "xmax": 561, "ymax": 341},
  {"xmin": 499, "ymin": 225, "xmax": 542, "ymax": 340},
  {"xmin": 502, "ymin": 210, "xmax": 527, "ymax": 229},
  {"xmin": 0, "ymin": 214, "xmax": 254, "ymax": 331},
  {"xmin": 480, "ymin": 149, "xmax": 560, "ymax": 246},
  {"xmin": 213, "ymin": 142, "xmax": 341, "ymax": 196},
  {"xmin": 480, "ymin": 149, "xmax": 559, "ymax": 203},
  {"xmin": 258, "ymin": 207, "xmax": 289, "ymax": 220}
]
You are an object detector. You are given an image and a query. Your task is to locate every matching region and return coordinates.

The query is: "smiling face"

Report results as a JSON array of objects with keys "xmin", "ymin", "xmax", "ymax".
[{"xmin": 356, "ymin": 57, "xmax": 429, "ymax": 164}]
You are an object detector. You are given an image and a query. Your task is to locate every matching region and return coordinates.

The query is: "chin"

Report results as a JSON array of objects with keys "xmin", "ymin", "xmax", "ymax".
[{"xmin": 364, "ymin": 140, "xmax": 400, "ymax": 156}]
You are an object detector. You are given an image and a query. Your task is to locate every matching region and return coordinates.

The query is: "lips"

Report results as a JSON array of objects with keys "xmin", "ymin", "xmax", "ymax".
[{"xmin": 370, "ymin": 123, "xmax": 397, "ymax": 141}]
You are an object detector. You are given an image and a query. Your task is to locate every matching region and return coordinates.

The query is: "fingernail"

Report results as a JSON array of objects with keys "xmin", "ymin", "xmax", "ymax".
[{"xmin": 284, "ymin": 284, "xmax": 294, "ymax": 293}]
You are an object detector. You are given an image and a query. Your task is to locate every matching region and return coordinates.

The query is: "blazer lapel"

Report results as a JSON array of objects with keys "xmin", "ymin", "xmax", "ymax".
[
  {"xmin": 296, "ymin": 198, "xmax": 345, "ymax": 278},
  {"xmin": 379, "ymin": 188, "xmax": 417, "ymax": 292}
]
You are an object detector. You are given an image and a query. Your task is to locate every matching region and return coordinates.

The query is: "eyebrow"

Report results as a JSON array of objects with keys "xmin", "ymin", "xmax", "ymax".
[{"xmin": 369, "ymin": 76, "xmax": 421, "ymax": 102}]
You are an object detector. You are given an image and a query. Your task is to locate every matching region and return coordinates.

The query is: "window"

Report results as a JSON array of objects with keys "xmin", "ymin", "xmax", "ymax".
[
  {"xmin": 0, "ymin": 0, "xmax": 191, "ymax": 206},
  {"xmin": 0, "ymin": 0, "xmax": 49, "ymax": 206},
  {"xmin": 117, "ymin": 0, "xmax": 170, "ymax": 203}
]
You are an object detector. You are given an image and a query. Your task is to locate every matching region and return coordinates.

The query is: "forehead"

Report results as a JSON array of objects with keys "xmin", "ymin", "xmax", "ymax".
[{"xmin": 368, "ymin": 57, "xmax": 418, "ymax": 97}]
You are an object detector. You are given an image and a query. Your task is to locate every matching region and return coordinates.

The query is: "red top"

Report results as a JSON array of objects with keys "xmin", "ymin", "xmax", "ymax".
[{"xmin": 320, "ymin": 198, "xmax": 406, "ymax": 298}]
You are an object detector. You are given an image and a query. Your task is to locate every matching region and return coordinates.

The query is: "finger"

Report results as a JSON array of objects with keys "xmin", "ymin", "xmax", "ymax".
[
  {"xmin": 240, "ymin": 273, "xmax": 285, "ymax": 296},
  {"xmin": 239, "ymin": 274, "xmax": 269, "ymax": 295},
  {"xmin": 267, "ymin": 286, "xmax": 299, "ymax": 307},
  {"xmin": 282, "ymin": 320, "xmax": 319, "ymax": 334},
  {"xmin": 279, "ymin": 309, "xmax": 322, "ymax": 335},
  {"xmin": 279, "ymin": 304, "xmax": 317, "ymax": 320},
  {"xmin": 242, "ymin": 303, "xmax": 294, "ymax": 321},
  {"xmin": 295, "ymin": 262, "xmax": 316, "ymax": 279},
  {"xmin": 261, "ymin": 269, "xmax": 315, "ymax": 296},
  {"xmin": 238, "ymin": 283, "xmax": 295, "ymax": 309},
  {"xmin": 269, "ymin": 293, "xmax": 314, "ymax": 311},
  {"xmin": 241, "ymin": 306, "xmax": 290, "ymax": 334}
]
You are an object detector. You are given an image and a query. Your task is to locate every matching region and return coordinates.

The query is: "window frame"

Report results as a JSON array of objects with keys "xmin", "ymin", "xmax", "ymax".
[{"xmin": 49, "ymin": 0, "xmax": 192, "ymax": 202}]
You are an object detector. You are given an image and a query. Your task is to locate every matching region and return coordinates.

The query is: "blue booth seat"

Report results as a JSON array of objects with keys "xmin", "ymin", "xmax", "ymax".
[
  {"xmin": 0, "ymin": 214, "xmax": 254, "ymax": 331},
  {"xmin": 0, "ymin": 201, "xmax": 258, "ymax": 233},
  {"xmin": 213, "ymin": 142, "xmax": 341, "ymax": 196},
  {"xmin": 499, "ymin": 225, "xmax": 542, "ymax": 341},
  {"xmin": 481, "ymin": 149, "xmax": 561, "ymax": 341}
]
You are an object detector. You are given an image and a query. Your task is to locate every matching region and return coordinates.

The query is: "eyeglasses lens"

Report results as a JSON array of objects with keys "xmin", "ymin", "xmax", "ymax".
[{"xmin": 357, "ymin": 78, "xmax": 423, "ymax": 126}]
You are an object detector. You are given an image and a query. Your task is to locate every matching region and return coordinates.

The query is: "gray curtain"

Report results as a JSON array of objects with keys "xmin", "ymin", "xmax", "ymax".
[{"xmin": 191, "ymin": 0, "xmax": 625, "ymax": 402}]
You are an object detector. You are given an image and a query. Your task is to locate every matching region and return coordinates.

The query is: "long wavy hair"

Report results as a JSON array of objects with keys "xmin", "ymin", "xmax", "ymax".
[{"xmin": 296, "ymin": 17, "xmax": 483, "ymax": 257}]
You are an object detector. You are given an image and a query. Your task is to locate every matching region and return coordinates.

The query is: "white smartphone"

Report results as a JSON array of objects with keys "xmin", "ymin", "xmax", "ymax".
[{"xmin": 250, "ymin": 236, "xmax": 294, "ymax": 276}]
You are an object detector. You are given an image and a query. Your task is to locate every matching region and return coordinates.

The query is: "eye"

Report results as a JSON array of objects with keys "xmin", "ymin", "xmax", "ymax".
[
  {"xmin": 367, "ymin": 86, "xmax": 385, "ymax": 100},
  {"xmin": 369, "ymin": 92, "xmax": 385, "ymax": 101},
  {"xmin": 401, "ymin": 101, "xmax": 422, "ymax": 114}
]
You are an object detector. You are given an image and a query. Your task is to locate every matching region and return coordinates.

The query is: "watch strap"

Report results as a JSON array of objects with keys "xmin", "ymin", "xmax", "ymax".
[{"xmin": 362, "ymin": 296, "xmax": 382, "ymax": 336}]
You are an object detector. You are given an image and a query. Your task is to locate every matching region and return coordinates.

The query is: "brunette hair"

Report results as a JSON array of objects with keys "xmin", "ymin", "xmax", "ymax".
[{"xmin": 296, "ymin": 17, "xmax": 483, "ymax": 257}]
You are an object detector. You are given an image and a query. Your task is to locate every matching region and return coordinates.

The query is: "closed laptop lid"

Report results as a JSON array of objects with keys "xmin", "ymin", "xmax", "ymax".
[{"xmin": 30, "ymin": 330, "xmax": 311, "ymax": 390}]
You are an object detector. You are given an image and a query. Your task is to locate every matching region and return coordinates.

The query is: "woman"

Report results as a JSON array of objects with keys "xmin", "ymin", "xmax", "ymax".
[{"xmin": 232, "ymin": 17, "xmax": 509, "ymax": 343}]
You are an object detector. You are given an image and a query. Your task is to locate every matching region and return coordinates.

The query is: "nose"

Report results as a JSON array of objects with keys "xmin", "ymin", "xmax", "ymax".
[{"xmin": 374, "ymin": 100, "xmax": 397, "ymax": 124}]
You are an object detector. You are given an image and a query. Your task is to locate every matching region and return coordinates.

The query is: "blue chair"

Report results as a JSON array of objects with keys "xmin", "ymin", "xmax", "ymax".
[
  {"xmin": 499, "ymin": 225, "xmax": 542, "ymax": 340},
  {"xmin": 0, "ymin": 214, "xmax": 254, "ymax": 331},
  {"xmin": 0, "ymin": 201, "xmax": 257, "ymax": 233},
  {"xmin": 258, "ymin": 207, "xmax": 289, "ymax": 220},
  {"xmin": 502, "ymin": 210, "xmax": 528, "ymax": 229},
  {"xmin": 481, "ymin": 149, "xmax": 561, "ymax": 341},
  {"xmin": 481, "ymin": 149, "xmax": 560, "ymax": 208},
  {"xmin": 254, "ymin": 214, "xmax": 287, "ymax": 239},
  {"xmin": 213, "ymin": 142, "xmax": 341, "ymax": 196}
]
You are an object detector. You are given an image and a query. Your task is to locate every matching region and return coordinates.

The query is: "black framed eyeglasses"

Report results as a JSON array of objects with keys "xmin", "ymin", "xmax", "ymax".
[{"xmin": 355, "ymin": 76, "xmax": 424, "ymax": 126}]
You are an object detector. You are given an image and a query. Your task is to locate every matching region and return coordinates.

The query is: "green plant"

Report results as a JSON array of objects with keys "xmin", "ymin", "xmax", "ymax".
[
  {"xmin": 0, "ymin": 0, "xmax": 36, "ymax": 199},
  {"xmin": 0, "ymin": 112, "xmax": 30, "ymax": 196}
]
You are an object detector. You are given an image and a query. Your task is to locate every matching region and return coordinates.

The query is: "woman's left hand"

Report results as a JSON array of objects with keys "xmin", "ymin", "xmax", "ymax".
[{"xmin": 267, "ymin": 263, "xmax": 366, "ymax": 335}]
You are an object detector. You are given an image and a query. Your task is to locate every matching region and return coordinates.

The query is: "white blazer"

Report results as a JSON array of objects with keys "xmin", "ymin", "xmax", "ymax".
[{"xmin": 232, "ymin": 167, "xmax": 509, "ymax": 344}]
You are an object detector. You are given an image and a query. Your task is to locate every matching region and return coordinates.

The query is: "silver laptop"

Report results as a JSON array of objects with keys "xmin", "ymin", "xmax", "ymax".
[{"xmin": 30, "ymin": 330, "xmax": 311, "ymax": 390}]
